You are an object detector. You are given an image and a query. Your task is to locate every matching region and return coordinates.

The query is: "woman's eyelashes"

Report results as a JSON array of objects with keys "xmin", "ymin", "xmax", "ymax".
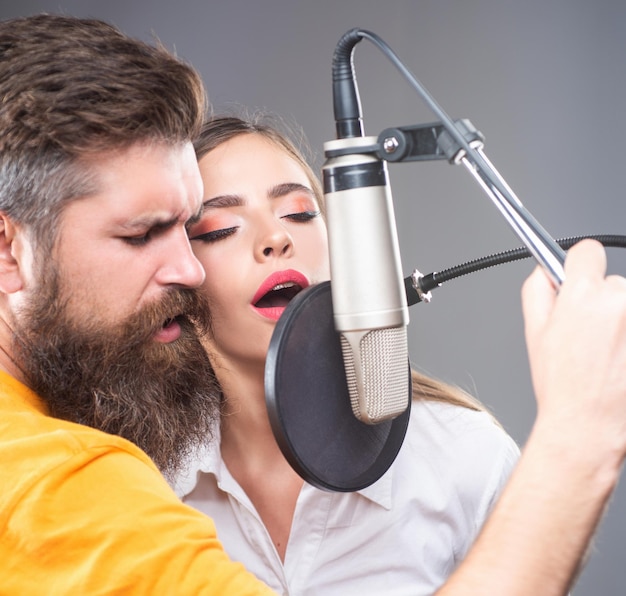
[
  {"xmin": 281, "ymin": 209, "xmax": 321, "ymax": 223},
  {"xmin": 190, "ymin": 209, "xmax": 321, "ymax": 244},
  {"xmin": 190, "ymin": 226, "xmax": 238, "ymax": 243}
]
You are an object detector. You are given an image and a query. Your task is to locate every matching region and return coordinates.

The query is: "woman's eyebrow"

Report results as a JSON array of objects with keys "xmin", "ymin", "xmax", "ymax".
[
  {"xmin": 202, "ymin": 195, "xmax": 244, "ymax": 209},
  {"xmin": 202, "ymin": 184, "xmax": 314, "ymax": 210},
  {"xmin": 268, "ymin": 182, "xmax": 314, "ymax": 199}
]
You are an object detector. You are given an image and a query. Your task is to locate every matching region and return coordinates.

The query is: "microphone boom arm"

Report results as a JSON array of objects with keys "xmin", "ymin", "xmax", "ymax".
[{"xmin": 332, "ymin": 28, "xmax": 566, "ymax": 286}]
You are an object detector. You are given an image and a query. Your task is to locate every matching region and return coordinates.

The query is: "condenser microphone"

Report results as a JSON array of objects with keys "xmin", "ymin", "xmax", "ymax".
[
  {"xmin": 323, "ymin": 28, "xmax": 411, "ymax": 424},
  {"xmin": 322, "ymin": 136, "xmax": 410, "ymax": 424}
]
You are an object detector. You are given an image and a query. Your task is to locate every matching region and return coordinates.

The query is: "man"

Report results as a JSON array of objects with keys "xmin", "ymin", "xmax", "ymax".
[
  {"xmin": 0, "ymin": 13, "xmax": 273, "ymax": 594},
  {"xmin": 0, "ymin": 13, "xmax": 624, "ymax": 596}
]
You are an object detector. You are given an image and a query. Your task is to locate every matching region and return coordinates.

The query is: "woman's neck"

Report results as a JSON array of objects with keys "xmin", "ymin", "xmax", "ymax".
[
  {"xmin": 213, "ymin": 353, "xmax": 304, "ymax": 562},
  {"xmin": 213, "ymin": 353, "xmax": 286, "ymax": 466}
]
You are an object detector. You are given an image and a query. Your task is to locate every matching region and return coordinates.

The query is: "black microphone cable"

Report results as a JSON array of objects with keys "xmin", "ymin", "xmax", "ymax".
[
  {"xmin": 331, "ymin": 28, "xmax": 569, "ymax": 285},
  {"xmin": 405, "ymin": 234, "xmax": 626, "ymax": 306},
  {"xmin": 332, "ymin": 29, "xmax": 623, "ymax": 298}
]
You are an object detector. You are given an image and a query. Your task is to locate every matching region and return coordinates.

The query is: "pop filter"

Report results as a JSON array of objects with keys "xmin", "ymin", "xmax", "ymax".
[{"xmin": 265, "ymin": 281, "xmax": 411, "ymax": 492}]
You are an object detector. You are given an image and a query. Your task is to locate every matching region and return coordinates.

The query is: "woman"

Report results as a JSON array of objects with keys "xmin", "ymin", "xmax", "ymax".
[{"xmin": 176, "ymin": 114, "xmax": 520, "ymax": 595}]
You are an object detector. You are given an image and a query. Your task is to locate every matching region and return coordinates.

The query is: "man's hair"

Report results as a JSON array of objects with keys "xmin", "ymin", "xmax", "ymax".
[{"xmin": 0, "ymin": 13, "xmax": 208, "ymax": 252}]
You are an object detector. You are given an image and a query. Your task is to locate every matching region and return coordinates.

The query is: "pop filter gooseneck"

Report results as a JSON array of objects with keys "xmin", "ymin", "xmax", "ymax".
[{"xmin": 265, "ymin": 236, "xmax": 626, "ymax": 492}]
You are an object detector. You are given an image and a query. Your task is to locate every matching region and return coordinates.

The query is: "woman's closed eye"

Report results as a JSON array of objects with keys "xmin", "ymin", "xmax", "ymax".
[
  {"xmin": 188, "ymin": 205, "xmax": 320, "ymax": 244},
  {"xmin": 281, "ymin": 210, "xmax": 320, "ymax": 223},
  {"xmin": 189, "ymin": 226, "xmax": 238, "ymax": 243}
]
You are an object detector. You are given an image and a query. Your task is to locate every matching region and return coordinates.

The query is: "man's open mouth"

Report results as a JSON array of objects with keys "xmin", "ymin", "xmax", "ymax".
[{"xmin": 154, "ymin": 315, "xmax": 183, "ymax": 343}]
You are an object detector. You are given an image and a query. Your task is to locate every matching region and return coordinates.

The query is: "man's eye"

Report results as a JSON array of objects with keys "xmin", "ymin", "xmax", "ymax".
[
  {"xmin": 282, "ymin": 210, "xmax": 320, "ymax": 223},
  {"xmin": 122, "ymin": 233, "xmax": 151, "ymax": 246},
  {"xmin": 189, "ymin": 227, "xmax": 238, "ymax": 243}
]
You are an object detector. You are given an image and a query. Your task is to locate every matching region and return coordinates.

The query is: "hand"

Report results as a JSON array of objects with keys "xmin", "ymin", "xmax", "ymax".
[{"xmin": 522, "ymin": 239, "xmax": 626, "ymax": 463}]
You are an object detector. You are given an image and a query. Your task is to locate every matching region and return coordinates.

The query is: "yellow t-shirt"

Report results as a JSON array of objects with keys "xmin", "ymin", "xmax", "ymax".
[{"xmin": 0, "ymin": 371, "xmax": 274, "ymax": 595}]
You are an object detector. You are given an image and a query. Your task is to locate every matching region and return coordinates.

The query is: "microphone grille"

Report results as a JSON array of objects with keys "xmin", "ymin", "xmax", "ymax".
[{"xmin": 341, "ymin": 327, "xmax": 409, "ymax": 424}]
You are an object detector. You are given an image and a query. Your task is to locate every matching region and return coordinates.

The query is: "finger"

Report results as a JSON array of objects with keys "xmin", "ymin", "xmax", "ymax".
[
  {"xmin": 563, "ymin": 238, "xmax": 607, "ymax": 281},
  {"xmin": 521, "ymin": 264, "xmax": 556, "ymax": 347}
]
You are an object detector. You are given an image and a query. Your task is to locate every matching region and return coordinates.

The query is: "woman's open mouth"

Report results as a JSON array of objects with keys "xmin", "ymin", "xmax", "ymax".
[{"xmin": 252, "ymin": 270, "xmax": 309, "ymax": 321}]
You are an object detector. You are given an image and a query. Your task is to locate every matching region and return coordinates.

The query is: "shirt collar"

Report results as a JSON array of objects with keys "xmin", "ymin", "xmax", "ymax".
[
  {"xmin": 173, "ymin": 421, "xmax": 393, "ymax": 510},
  {"xmin": 355, "ymin": 466, "xmax": 393, "ymax": 509},
  {"xmin": 171, "ymin": 420, "xmax": 223, "ymax": 497}
]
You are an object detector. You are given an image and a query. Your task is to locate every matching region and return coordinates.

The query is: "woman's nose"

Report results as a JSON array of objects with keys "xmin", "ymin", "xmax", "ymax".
[{"xmin": 255, "ymin": 223, "xmax": 294, "ymax": 261}]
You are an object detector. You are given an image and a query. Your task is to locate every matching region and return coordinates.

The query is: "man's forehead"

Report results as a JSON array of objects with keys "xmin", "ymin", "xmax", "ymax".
[{"xmin": 73, "ymin": 142, "xmax": 203, "ymax": 220}]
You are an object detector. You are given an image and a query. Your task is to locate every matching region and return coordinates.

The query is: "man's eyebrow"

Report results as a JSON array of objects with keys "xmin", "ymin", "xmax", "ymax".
[
  {"xmin": 118, "ymin": 215, "xmax": 179, "ymax": 232},
  {"xmin": 120, "ymin": 208, "xmax": 201, "ymax": 232},
  {"xmin": 186, "ymin": 206, "xmax": 204, "ymax": 228},
  {"xmin": 268, "ymin": 182, "xmax": 314, "ymax": 199}
]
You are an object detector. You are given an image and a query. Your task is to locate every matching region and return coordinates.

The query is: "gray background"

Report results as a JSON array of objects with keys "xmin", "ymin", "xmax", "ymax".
[{"xmin": 1, "ymin": 1, "xmax": 624, "ymax": 593}]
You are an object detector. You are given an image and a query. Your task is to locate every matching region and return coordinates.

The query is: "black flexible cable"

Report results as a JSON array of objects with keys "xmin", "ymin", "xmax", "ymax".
[{"xmin": 405, "ymin": 235, "xmax": 626, "ymax": 306}]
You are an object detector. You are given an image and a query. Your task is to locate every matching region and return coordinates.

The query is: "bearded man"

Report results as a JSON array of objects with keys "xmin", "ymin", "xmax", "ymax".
[{"xmin": 0, "ymin": 13, "xmax": 273, "ymax": 594}]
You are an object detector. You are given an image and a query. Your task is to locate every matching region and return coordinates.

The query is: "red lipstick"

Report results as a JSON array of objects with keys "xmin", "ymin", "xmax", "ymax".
[{"xmin": 252, "ymin": 269, "xmax": 309, "ymax": 321}]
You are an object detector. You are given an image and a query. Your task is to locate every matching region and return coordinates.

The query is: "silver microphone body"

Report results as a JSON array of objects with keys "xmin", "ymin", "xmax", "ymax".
[{"xmin": 322, "ymin": 136, "xmax": 410, "ymax": 424}]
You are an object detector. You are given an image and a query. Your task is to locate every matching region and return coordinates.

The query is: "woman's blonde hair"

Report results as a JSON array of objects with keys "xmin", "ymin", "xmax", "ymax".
[{"xmin": 195, "ymin": 112, "xmax": 490, "ymax": 415}]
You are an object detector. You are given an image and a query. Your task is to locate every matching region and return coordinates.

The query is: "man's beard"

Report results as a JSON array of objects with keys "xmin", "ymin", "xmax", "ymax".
[{"xmin": 13, "ymin": 271, "xmax": 221, "ymax": 481}]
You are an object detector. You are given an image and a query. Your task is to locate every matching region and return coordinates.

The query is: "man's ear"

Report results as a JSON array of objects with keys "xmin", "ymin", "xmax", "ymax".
[{"xmin": 0, "ymin": 214, "xmax": 26, "ymax": 294}]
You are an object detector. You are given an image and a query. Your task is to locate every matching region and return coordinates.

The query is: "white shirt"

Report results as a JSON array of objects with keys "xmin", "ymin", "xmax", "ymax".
[{"xmin": 174, "ymin": 400, "xmax": 520, "ymax": 596}]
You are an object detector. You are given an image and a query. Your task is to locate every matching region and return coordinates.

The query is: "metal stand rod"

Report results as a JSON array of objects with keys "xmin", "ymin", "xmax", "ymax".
[
  {"xmin": 461, "ymin": 147, "xmax": 565, "ymax": 286},
  {"xmin": 350, "ymin": 29, "xmax": 566, "ymax": 286}
]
